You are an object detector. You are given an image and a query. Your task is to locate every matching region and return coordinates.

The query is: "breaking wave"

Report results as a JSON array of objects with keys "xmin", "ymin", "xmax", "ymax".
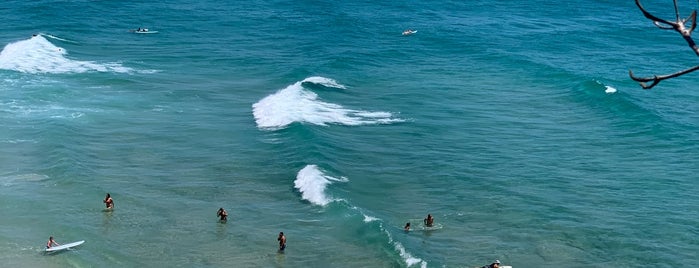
[{"xmin": 252, "ymin": 76, "xmax": 403, "ymax": 130}]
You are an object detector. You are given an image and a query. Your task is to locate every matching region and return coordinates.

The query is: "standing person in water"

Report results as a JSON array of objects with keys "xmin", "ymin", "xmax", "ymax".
[
  {"xmin": 424, "ymin": 214, "xmax": 434, "ymax": 227},
  {"xmin": 277, "ymin": 232, "xmax": 286, "ymax": 252},
  {"xmin": 46, "ymin": 236, "xmax": 59, "ymax": 249},
  {"xmin": 217, "ymin": 208, "xmax": 228, "ymax": 222},
  {"xmin": 103, "ymin": 193, "xmax": 114, "ymax": 209}
]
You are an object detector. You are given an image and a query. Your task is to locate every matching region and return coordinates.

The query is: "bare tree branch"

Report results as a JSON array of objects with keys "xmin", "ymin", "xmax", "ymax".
[
  {"xmin": 629, "ymin": 65, "xmax": 699, "ymax": 89},
  {"xmin": 630, "ymin": 0, "xmax": 699, "ymax": 89}
]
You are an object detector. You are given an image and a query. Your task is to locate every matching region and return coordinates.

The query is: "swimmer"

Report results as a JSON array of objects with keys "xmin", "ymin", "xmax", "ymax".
[
  {"xmin": 424, "ymin": 214, "xmax": 434, "ymax": 227},
  {"xmin": 277, "ymin": 232, "xmax": 286, "ymax": 251},
  {"xmin": 103, "ymin": 193, "xmax": 114, "ymax": 209},
  {"xmin": 217, "ymin": 207, "xmax": 228, "ymax": 222}
]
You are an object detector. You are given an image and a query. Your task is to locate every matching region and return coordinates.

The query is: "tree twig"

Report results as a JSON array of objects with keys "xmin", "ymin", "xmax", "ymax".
[{"xmin": 630, "ymin": 0, "xmax": 699, "ymax": 89}]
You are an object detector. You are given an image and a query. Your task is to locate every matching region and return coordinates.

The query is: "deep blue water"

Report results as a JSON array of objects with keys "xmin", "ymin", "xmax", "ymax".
[{"xmin": 1, "ymin": 1, "xmax": 698, "ymax": 267}]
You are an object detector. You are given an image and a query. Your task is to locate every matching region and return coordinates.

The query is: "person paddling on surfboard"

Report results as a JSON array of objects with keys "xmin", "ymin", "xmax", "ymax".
[
  {"xmin": 104, "ymin": 193, "xmax": 114, "ymax": 209},
  {"xmin": 46, "ymin": 236, "xmax": 59, "ymax": 249},
  {"xmin": 217, "ymin": 208, "xmax": 228, "ymax": 222},
  {"xmin": 404, "ymin": 222, "xmax": 411, "ymax": 232},
  {"xmin": 424, "ymin": 214, "xmax": 434, "ymax": 227},
  {"xmin": 277, "ymin": 232, "xmax": 286, "ymax": 252}
]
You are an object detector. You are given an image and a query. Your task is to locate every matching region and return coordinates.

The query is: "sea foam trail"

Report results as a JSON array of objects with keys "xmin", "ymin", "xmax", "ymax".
[
  {"xmin": 294, "ymin": 165, "xmax": 427, "ymax": 267},
  {"xmin": 364, "ymin": 214, "xmax": 427, "ymax": 267},
  {"xmin": 252, "ymin": 76, "xmax": 403, "ymax": 130},
  {"xmin": 294, "ymin": 164, "xmax": 347, "ymax": 206},
  {"xmin": 0, "ymin": 34, "xmax": 131, "ymax": 74}
]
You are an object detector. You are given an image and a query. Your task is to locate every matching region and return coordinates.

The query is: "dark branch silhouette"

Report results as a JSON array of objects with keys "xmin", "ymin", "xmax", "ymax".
[{"xmin": 630, "ymin": 0, "xmax": 699, "ymax": 89}]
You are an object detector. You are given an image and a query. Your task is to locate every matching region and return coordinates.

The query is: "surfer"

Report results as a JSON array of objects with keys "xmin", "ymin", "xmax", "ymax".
[
  {"xmin": 277, "ymin": 232, "xmax": 286, "ymax": 252},
  {"xmin": 481, "ymin": 260, "xmax": 500, "ymax": 268},
  {"xmin": 402, "ymin": 29, "xmax": 415, "ymax": 35},
  {"xmin": 424, "ymin": 214, "xmax": 434, "ymax": 227},
  {"xmin": 103, "ymin": 193, "xmax": 114, "ymax": 209},
  {"xmin": 217, "ymin": 208, "xmax": 228, "ymax": 222},
  {"xmin": 404, "ymin": 222, "xmax": 411, "ymax": 232},
  {"xmin": 46, "ymin": 236, "xmax": 59, "ymax": 249}
]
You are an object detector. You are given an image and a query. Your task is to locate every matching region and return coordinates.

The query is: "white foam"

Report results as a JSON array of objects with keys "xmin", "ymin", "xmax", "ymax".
[
  {"xmin": 0, "ymin": 173, "xmax": 49, "ymax": 186},
  {"xmin": 252, "ymin": 77, "xmax": 403, "ymax": 130},
  {"xmin": 294, "ymin": 165, "xmax": 347, "ymax": 206},
  {"xmin": 0, "ymin": 35, "xmax": 132, "ymax": 74},
  {"xmin": 303, "ymin": 76, "xmax": 347, "ymax": 89},
  {"xmin": 382, "ymin": 222, "xmax": 427, "ymax": 267},
  {"xmin": 604, "ymin": 85, "xmax": 617, "ymax": 94},
  {"xmin": 43, "ymin": 34, "xmax": 76, "ymax": 43},
  {"xmin": 363, "ymin": 214, "xmax": 379, "ymax": 222}
]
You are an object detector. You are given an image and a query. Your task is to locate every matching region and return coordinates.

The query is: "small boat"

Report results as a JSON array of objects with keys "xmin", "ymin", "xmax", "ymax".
[
  {"xmin": 130, "ymin": 28, "xmax": 158, "ymax": 34},
  {"xmin": 402, "ymin": 29, "xmax": 417, "ymax": 36}
]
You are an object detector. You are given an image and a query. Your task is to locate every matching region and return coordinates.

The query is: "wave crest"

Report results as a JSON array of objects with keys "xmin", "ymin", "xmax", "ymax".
[
  {"xmin": 0, "ymin": 34, "xmax": 131, "ymax": 74},
  {"xmin": 294, "ymin": 165, "xmax": 347, "ymax": 206},
  {"xmin": 252, "ymin": 77, "xmax": 403, "ymax": 130}
]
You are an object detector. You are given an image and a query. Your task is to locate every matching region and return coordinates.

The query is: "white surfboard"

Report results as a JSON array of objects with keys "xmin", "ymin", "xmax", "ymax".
[{"xmin": 45, "ymin": 240, "xmax": 84, "ymax": 252}]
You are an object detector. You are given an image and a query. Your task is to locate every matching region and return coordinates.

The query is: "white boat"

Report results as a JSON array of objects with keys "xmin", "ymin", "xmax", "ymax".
[{"xmin": 131, "ymin": 28, "xmax": 158, "ymax": 34}]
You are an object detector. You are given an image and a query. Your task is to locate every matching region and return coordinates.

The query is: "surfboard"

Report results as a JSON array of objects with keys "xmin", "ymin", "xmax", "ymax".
[{"xmin": 45, "ymin": 240, "xmax": 84, "ymax": 252}]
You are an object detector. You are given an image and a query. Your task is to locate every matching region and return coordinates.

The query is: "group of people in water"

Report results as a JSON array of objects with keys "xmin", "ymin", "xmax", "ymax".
[
  {"xmin": 403, "ymin": 213, "xmax": 435, "ymax": 231},
  {"xmin": 47, "ymin": 195, "xmax": 498, "ymax": 265},
  {"xmin": 47, "ymin": 194, "xmax": 289, "ymax": 252},
  {"xmin": 214, "ymin": 207, "xmax": 285, "ymax": 251}
]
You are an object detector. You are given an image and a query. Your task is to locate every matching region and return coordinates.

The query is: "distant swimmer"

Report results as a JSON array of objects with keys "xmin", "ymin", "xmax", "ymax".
[
  {"xmin": 277, "ymin": 232, "xmax": 286, "ymax": 252},
  {"xmin": 103, "ymin": 193, "xmax": 114, "ymax": 209},
  {"xmin": 217, "ymin": 207, "xmax": 228, "ymax": 222},
  {"xmin": 404, "ymin": 222, "xmax": 411, "ymax": 232},
  {"xmin": 481, "ymin": 260, "xmax": 500, "ymax": 268},
  {"xmin": 46, "ymin": 236, "xmax": 59, "ymax": 249},
  {"xmin": 424, "ymin": 214, "xmax": 434, "ymax": 227}
]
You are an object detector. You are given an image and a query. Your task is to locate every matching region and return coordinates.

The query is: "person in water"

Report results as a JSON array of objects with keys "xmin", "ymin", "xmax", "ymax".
[
  {"xmin": 46, "ymin": 236, "xmax": 59, "ymax": 249},
  {"xmin": 103, "ymin": 193, "xmax": 114, "ymax": 209},
  {"xmin": 424, "ymin": 214, "xmax": 434, "ymax": 227},
  {"xmin": 217, "ymin": 208, "xmax": 228, "ymax": 222},
  {"xmin": 404, "ymin": 222, "xmax": 411, "ymax": 231},
  {"xmin": 277, "ymin": 232, "xmax": 286, "ymax": 251},
  {"xmin": 482, "ymin": 260, "xmax": 500, "ymax": 268}
]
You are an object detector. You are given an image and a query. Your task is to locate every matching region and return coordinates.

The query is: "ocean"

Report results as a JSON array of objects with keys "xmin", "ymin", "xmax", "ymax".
[{"xmin": 1, "ymin": 0, "xmax": 698, "ymax": 267}]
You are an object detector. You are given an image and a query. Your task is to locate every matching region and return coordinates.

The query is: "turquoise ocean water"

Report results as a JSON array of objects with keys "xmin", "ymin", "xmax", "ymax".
[{"xmin": 1, "ymin": 0, "xmax": 698, "ymax": 267}]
